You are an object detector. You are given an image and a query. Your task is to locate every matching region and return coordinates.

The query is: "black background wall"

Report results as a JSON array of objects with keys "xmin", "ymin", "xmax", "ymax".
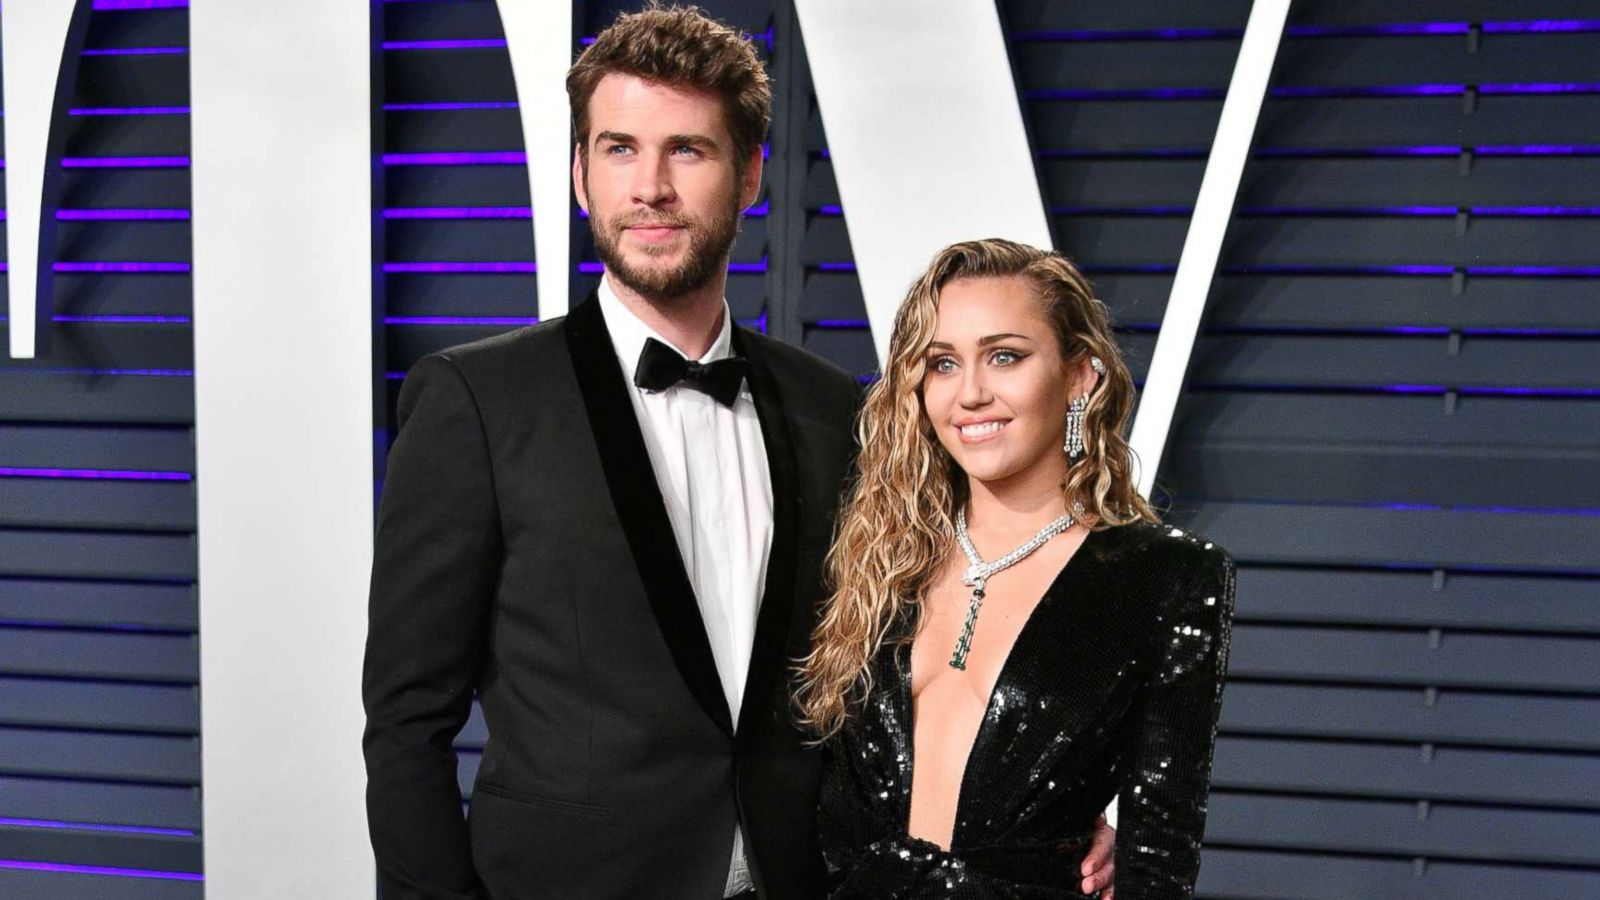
[{"xmin": 1, "ymin": 1, "xmax": 1596, "ymax": 896}]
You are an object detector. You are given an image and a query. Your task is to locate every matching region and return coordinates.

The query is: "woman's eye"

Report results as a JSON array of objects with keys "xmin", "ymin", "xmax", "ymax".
[
  {"xmin": 991, "ymin": 350, "xmax": 1022, "ymax": 366},
  {"xmin": 929, "ymin": 357, "xmax": 956, "ymax": 374}
]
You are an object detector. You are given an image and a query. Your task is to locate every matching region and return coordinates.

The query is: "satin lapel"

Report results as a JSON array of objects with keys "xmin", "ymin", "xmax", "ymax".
[
  {"xmin": 731, "ymin": 326, "xmax": 803, "ymax": 740},
  {"xmin": 564, "ymin": 293, "xmax": 733, "ymax": 736}
]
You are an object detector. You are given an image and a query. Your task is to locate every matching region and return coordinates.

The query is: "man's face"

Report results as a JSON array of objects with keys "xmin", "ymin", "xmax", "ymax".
[{"xmin": 573, "ymin": 73, "xmax": 763, "ymax": 301}]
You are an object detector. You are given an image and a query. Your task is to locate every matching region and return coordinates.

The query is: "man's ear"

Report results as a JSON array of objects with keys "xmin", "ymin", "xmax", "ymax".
[
  {"xmin": 572, "ymin": 143, "xmax": 590, "ymax": 214},
  {"xmin": 739, "ymin": 145, "xmax": 765, "ymax": 211}
]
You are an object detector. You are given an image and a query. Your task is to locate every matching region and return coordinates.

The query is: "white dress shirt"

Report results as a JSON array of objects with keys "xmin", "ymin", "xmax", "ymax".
[{"xmin": 596, "ymin": 277, "xmax": 772, "ymax": 897}]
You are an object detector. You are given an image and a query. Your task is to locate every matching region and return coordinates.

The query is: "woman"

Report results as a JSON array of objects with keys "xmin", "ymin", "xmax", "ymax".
[{"xmin": 798, "ymin": 239, "xmax": 1235, "ymax": 899}]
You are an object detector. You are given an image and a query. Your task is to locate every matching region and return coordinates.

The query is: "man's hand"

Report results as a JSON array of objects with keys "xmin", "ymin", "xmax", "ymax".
[{"xmin": 1079, "ymin": 813, "xmax": 1116, "ymax": 898}]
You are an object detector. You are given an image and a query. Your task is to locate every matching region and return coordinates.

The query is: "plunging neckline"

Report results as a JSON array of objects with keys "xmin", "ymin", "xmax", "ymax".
[{"xmin": 899, "ymin": 524, "xmax": 1104, "ymax": 851}]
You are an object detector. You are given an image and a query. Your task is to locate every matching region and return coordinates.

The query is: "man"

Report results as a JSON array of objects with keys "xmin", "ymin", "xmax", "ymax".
[{"xmin": 363, "ymin": 6, "xmax": 1115, "ymax": 899}]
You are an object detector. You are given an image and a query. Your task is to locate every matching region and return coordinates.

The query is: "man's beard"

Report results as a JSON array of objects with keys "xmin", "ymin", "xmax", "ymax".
[{"xmin": 590, "ymin": 188, "xmax": 742, "ymax": 300}]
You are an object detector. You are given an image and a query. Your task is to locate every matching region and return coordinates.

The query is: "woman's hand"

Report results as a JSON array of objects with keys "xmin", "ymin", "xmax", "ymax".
[{"xmin": 1078, "ymin": 813, "xmax": 1116, "ymax": 898}]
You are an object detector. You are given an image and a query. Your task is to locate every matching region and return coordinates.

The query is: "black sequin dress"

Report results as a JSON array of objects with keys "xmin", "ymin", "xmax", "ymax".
[{"xmin": 818, "ymin": 521, "xmax": 1236, "ymax": 899}]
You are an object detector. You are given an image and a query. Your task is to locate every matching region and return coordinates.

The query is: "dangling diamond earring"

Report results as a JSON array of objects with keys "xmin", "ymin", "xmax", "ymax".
[
  {"xmin": 1064, "ymin": 356, "xmax": 1105, "ymax": 460},
  {"xmin": 1063, "ymin": 393, "xmax": 1089, "ymax": 459}
]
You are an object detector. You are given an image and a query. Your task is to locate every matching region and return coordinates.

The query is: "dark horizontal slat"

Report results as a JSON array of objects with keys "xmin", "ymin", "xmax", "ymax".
[
  {"xmin": 0, "ymin": 824, "xmax": 200, "ymax": 878},
  {"xmin": 72, "ymin": 56, "xmax": 188, "ymax": 109},
  {"xmin": 1224, "ymin": 217, "xmax": 1600, "ymax": 268},
  {"xmin": 0, "ymin": 868, "xmax": 202, "ymax": 900},
  {"xmin": 1199, "ymin": 846, "xmax": 1600, "ymax": 900},
  {"xmin": 1229, "ymin": 625, "xmax": 1600, "ymax": 693},
  {"xmin": 1213, "ymin": 736, "xmax": 1600, "ymax": 808},
  {"xmin": 384, "ymin": 49, "xmax": 517, "ymax": 105},
  {"xmin": 0, "ymin": 528, "xmax": 195, "ymax": 582},
  {"xmin": 1167, "ymin": 427, "xmax": 1600, "ymax": 509},
  {"xmin": 62, "ymin": 170, "xmax": 191, "ymax": 209},
  {"xmin": 1242, "ymin": 158, "xmax": 1600, "ymax": 208},
  {"xmin": 1190, "ymin": 335, "xmax": 1600, "ymax": 390},
  {"xmin": 1258, "ymin": 95, "xmax": 1600, "ymax": 151},
  {"xmin": 1210, "ymin": 273, "xmax": 1600, "ymax": 331},
  {"xmin": 0, "ymin": 578, "xmax": 195, "ymax": 631},
  {"xmin": 0, "ymin": 322, "xmax": 192, "ymax": 371},
  {"xmin": 0, "ymin": 727, "xmax": 198, "ymax": 784},
  {"xmin": 1039, "ymin": 158, "xmax": 1206, "ymax": 206},
  {"xmin": 0, "ymin": 425, "xmax": 193, "ymax": 473},
  {"xmin": 65, "ymin": 116, "xmax": 189, "ymax": 158},
  {"xmin": 1177, "ymin": 502, "xmax": 1600, "ymax": 574},
  {"xmin": 0, "ymin": 677, "xmax": 197, "ymax": 733},
  {"xmin": 1002, "ymin": 0, "xmax": 1252, "ymax": 31},
  {"xmin": 1292, "ymin": 0, "xmax": 1600, "ymax": 27},
  {"xmin": 384, "ymin": 107, "xmax": 524, "ymax": 155},
  {"xmin": 1229, "ymin": 567, "xmax": 1600, "ymax": 634},
  {"xmin": 1205, "ymin": 791, "xmax": 1600, "ymax": 865},
  {"xmin": 1025, "ymin": 99, "xmax": 1228, "ymax": 152},
  {"xmin": 0, "ymin": 372, "xmax": 193, "ymax": 425},
  {"xmin": 386, "ymin": 165, "xmax": 532, "ymax": 206},
  {"xmin": 84, "ymin": 5, "xmax": 188, "ymax": 46},
  {"xmin": 386, "ymin": 271, "xmax": 540, "ymax": 318},
  {"xmin": 1174, "ymin": 393, "xmax": 1596, "ymax": 450},
  {"xmin": 1277, "ymin": 34, "xmax": 1600, "ymax": 88},
  {"xmin": 0, "ymin": 627, "xmax": 195, "ymax": 683},
  {"xmin": 1014, "ymin": 40, "xmax": 1240, "ymax": 91},
  {"xmin": 0, "ymin": 775, "xmax": 197, "ymax": 830},
  {"xmin": 1220, "ymin": 682, "xmax": 1600, "ymax": 752},
  {"xmin": 0, "ymin": 480, "xmax": 195, "ymax": 531},
  {"xmin": 1056, "ymin": 216, "xmax": 1190, "ymax": 265},
  {"xmin": 50, "ymin": 220, "xmax": 192, "ymax": 263},
  {"xmin": 384, "ymin": 0, "xmax": 505, "ymax": 42}
]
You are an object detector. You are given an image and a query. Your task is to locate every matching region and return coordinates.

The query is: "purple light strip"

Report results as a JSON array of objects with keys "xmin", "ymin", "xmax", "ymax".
[
  {"xmin": 383, "ymin": 39, "xmax": 508, "ymax": 51},
  {"xmin": 384, "ymin": 316, "xmax": 538, "ymax": 326},
  {"xmin": 51, "ymin": 262, "xmax": 191, "ymax": 273},
  {"xmin": 0, "ymin": 817, "xmax": 192, "ymax": 836},
  {"xmin": 53, "ymin": 315, "xmax": 191, "ymax": 323},
  {"xmin": 1053, "ymin": 204, "xmax": 1194, "ymax": 216},
  {"xmin": 82, "ymin": 47, "xmax": 186, "ymax": 56},
  {"xmin": 1011, "ymin": 21, "xmax": 1600, "ymax": 41},
  {"xmin": 383, "ymin": 101, "xmax": 518, "ymax": 111},
  {"xmin": 384, "ymin": 262, "xmax": 536, "ymax": 274},
  {"xmin": 1271, "ymin": 83, "xmax": 1600, "ymax": 99},
  {"xmin": 69, "ymin": 106, "xmax": 190, "ymax": 116},
  {"xmin": 92, "ymin": 0, "xmax": 188, "ymax": 9},
  {"xmin": 385, "ymin": 207, "xmax": 530, "ymax": 219},
  {"xmin": 812, "ymin": 319, "xmax": 869, "ymax": 329},
  {"xmin": 815, "ymin": 262, "xmax": 856, "ymax": 272},
  {"xmin": 0, "ymin": 860, "xmax": 201, "ymax": 881},
  {"xmin": 382, "ymin": 151, "xmax": 524, "ymax": 166},
  {"xmin": 57, "ymin": 208, "xmax": 190, "ymax": 221},
  {"xmin": 1207, "ymin": 382, "xmax": 1600, "ymax": 399},
  {"xmin": 61, "ymin": 156, "xmax": 189, "ymax": 168}
]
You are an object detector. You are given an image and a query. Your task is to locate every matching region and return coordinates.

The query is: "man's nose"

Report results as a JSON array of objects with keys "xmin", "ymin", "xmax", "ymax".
[{"xmin": 631, "ymin": 151, "xmax": 676, "ymax": 206}]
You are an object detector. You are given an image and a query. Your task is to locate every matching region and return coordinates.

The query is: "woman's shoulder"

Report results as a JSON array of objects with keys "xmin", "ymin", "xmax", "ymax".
[{"xmin": 1091, "ymin": 519, "xmax": 1236, "ymax": 600}]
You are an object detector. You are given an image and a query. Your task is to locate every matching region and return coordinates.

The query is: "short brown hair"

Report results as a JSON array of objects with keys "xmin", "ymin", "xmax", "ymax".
[{"xmin": 567, "ymin": 4, "xmax": 772, "ymax": 172}]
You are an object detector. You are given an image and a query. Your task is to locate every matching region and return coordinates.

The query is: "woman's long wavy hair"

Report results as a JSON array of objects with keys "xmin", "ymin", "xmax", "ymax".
[{"xmin": 795, "ymin": 238, "xmax": 1160, "ymax": 740}]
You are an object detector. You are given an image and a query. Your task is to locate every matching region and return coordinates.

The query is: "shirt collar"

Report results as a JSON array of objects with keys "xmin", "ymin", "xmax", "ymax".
[{"xmin": 596, "ymin": 274, "xmax": 734, "ymax": 383}]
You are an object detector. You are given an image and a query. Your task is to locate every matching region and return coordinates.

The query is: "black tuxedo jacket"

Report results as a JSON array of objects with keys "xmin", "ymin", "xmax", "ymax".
[{"xmin": 363, "ymin": 293, "xmax": 860, "ymax": 900}]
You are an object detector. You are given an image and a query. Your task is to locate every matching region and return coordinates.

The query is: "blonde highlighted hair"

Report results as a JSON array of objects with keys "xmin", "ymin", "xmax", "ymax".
[{"xmin": 795, "ymin": 238, "xmax": 1160, "ymax": 740}]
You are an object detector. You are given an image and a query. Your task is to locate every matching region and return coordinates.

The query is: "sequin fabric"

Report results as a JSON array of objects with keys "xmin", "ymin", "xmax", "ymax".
[{"xmin": 818, "ymin": 522, "xmax": 1237, "ymax": 899}]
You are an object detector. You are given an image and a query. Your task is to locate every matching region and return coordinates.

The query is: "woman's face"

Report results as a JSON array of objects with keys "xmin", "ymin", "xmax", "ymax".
[{"xmin": 921, "ymin": 275, "xmax": 1091, "ymax": 492}]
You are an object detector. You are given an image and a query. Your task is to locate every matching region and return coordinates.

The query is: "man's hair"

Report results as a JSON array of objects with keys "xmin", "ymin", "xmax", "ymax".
[{"xmin": 567, "ymin": 4, "xmax": 772, "ymax": 173}]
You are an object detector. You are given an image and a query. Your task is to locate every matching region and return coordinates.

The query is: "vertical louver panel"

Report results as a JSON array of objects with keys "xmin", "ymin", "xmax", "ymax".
[
  {"xmin": 1154, "ymin": 2, "xmax": 1600, "ymax": 897},
  {"xmin": 0, "ymin": 2, "xmax": 203, "ymax": 895}
]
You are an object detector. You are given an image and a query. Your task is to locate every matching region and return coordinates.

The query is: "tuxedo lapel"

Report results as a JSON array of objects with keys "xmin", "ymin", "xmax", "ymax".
[
  {"xmin": 731, "ymin": 326, "xmax": 803, "ymax": 739},
  {"xmin": 564, "ymin": 293, "xmax": 734, "ymax": 736}
]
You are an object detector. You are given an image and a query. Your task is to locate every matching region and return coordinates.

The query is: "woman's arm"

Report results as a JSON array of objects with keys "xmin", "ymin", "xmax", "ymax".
[{"xmin": 1115, "ymin": 541, "xmax": 1237, "ymax": 898}]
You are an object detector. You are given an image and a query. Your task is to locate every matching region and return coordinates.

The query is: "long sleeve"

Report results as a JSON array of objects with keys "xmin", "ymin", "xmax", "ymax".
[
  {"xmin": 1115, "ymin": 543, "xmax": 1237, "ymax": 899},
  {"xmin": 363, "ymin": 353, "xmax": 502, "ymax": 899}
]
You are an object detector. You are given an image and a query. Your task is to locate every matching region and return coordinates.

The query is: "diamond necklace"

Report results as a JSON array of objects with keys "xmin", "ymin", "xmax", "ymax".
[{"xmin": 949, "ymin": 506, "xmax": 1077, "ymax": 670}]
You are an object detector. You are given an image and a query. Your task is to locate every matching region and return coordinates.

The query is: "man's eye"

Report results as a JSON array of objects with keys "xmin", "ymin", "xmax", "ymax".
[
  {"xmin": 672, "ymin": 145, "xmax": 702, "ymax": 157},
  {"xmin": 605, "ymin": 145, "xmax": 632, "ymax": 156}
]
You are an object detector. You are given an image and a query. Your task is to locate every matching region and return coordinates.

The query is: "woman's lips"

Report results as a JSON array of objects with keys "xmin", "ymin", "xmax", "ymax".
[{"xmin": 956, "ymin": 420, "xmax": 1009, "ymax": 444}]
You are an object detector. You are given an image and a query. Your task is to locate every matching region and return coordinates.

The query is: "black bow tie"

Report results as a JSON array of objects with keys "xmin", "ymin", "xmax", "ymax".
[{"xmin": 633, "ymin": 337, "xmax": 747, "ymax": 407}]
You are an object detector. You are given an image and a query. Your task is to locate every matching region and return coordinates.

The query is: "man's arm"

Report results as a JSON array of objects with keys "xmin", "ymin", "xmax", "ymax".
[{"xmin": 364, "ymin": 353, "xmax": 502, "ymax": 899}]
